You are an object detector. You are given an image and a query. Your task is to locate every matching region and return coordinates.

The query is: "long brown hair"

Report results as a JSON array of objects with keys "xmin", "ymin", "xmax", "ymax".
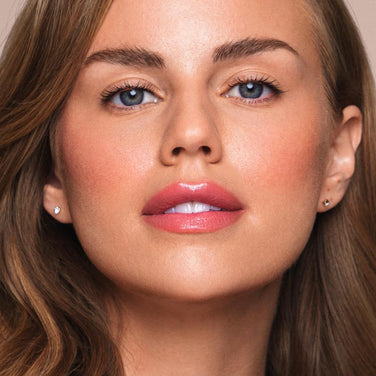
[
  {"xmin": 0, "ymin": 0, "xmax": 375, "ymax": 375},
  {"xmin": 0, "ymin": 1, "xmax": 119, "ymax": 375},
  {"xmin": 267, "ymin": 0, "xmax": 376, "ymax": 374}
]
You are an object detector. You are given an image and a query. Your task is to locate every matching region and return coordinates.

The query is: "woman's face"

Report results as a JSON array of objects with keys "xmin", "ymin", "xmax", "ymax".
[{"xmin": 53, "ymin": 0, "xmax": 331, "ymax": 300}]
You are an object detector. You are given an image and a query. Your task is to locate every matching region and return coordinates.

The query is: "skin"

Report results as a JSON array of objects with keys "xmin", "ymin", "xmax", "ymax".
[{"xmin": 44, "ymin": 0, "xmax": 362, "ymax": 374}]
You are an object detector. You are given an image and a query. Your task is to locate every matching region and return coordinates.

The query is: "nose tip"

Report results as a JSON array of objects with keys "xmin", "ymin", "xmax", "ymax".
[{"xmin": 159, "ymin": 103, "xmax": 223, "ymax": 166}]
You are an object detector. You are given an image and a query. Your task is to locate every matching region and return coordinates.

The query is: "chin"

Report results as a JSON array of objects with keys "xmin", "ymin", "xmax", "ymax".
[{"xmin": 112, "ymin": 265, "xmax": 284, "ymax": 306}]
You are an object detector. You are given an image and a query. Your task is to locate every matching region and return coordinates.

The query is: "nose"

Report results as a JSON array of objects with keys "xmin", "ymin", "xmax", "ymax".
[{"xmin": 159, "ymin": 98, "xmax": 223, "ymax": 166}]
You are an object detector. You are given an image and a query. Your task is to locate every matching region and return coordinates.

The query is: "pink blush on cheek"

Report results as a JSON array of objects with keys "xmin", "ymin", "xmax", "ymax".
[
  {"xmin": 239, "ymin": 124, "xmax": 327, "ymax": 207},
  {"xmin": 57, "ymin": 106, "xmax": 153, "ymax": 193},
  {"xmin": 57, "ymin": 127, "xmax": 133, "ymax": 213},
  {"xmin": 270, "ymin": 141, "xmax": 322, "ymax": 183}
]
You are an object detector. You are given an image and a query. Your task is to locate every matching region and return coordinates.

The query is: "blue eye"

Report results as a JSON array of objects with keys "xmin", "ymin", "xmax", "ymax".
[
  {"xmin": 226, "ymin": 81, "xmax": 274, "ymax": 100},
  {"xmin": 111, "ymin": 88, "xmax": 157, "ymax": 107}
]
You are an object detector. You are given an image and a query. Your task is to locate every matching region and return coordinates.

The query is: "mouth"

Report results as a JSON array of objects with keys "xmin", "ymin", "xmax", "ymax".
[
  {"xmin": 142, "ymin": 182, "xmax": 244, "ymax": 233},
  {"xmin": 163, "ymin": 201, "xmax": 223, "ymax": 214}
]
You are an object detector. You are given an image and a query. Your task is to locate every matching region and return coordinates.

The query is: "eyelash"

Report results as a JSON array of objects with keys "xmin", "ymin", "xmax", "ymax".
[
  {"xmin": 100, "ymin": 75, "xmax": 284, "ymax": 110},
  {"xmin": 100, "ymin": 81, "xmax": 157, "ymax": 105},
  {"xmin": 225, "ymin": 75, "xmax": 284, "ymax": 104}
]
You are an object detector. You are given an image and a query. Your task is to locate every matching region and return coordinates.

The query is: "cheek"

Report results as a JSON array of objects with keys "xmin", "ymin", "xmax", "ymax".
[
  {"xmin": 260, "ymin": 131, "xmax": 323, "ymax": 190},
  {"xmin": 56, "ymin": 111, "xmax": 156, "ymax": 223},
  {"xmin": 226, "ymin": 105, "xmax": 328, "ymax": 263},
  {"xmin": 228, "ymin": 103, "xmax": 327, "ymax": 200}
]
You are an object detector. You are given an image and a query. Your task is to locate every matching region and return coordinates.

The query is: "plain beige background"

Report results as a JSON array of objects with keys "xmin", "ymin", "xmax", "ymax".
[{"xmin": 1, "ymin": 0, "xmax": 375, "ymax": 76}]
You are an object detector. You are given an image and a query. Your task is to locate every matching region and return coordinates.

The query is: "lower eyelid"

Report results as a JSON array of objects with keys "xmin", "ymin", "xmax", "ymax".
[{"xmin": 225, "ymin": 95, "xmax": 275, "ymax": 107}]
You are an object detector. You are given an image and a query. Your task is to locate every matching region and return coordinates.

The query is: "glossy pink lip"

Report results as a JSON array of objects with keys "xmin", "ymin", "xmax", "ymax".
[{"xmin": 142, "ymin": 182, "xmax": 244, "ymax": 233}]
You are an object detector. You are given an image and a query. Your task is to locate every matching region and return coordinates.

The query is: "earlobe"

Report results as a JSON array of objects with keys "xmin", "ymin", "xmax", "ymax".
[
  {"xmin": 43, "ymin": 171, "xmax": 72, "ymax": 223},
  {"xmin": 317, "ymin": 105, "xmax": 362, "ymax": 213}
]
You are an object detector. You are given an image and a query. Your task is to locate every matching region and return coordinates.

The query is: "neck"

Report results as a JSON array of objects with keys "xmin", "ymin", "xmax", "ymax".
[{"xmin": 110, "ymin": 280, "xmax": 281, "ymax": 376}]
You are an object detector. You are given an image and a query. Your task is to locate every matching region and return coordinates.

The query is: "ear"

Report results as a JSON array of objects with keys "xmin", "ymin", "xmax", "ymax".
[
  {"xmin": 317, "ymin": 105, "xmax": 362, "ymax": 213},
  {"xmin": 43, "ymin": 170, "xmax": 72, "ymax": 223}
]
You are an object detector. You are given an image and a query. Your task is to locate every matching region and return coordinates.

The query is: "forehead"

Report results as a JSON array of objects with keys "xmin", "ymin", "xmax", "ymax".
[{"xmin": 89, "ymin": 0, "xmax": 319, "ymax": 72}]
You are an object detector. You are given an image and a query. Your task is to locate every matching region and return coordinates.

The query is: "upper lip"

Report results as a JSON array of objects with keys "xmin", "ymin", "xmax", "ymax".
[{"xmin": 142, "ymin": 181, "xmax": 243, "ymax": 215}]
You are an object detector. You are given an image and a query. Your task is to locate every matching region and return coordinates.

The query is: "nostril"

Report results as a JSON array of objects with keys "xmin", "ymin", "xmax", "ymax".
[
  {"xmin": 172, "ymin": 147, "xmax": 182, "ymax": 156},
  {"xmin": 171, "ymin": 145, "xmax": 211, "ymax": 156},
  {"xmin": 201, "ymin": 145, "xmax": 211, "ymax": 155}
]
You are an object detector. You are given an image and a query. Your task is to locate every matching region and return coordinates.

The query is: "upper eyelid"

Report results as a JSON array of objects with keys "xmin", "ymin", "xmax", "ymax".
[
  {"xmin": 210, "ymin": 68, "xmax": 283, "ymax": 93},
  {"xmin": 225, "ymin": 73, "xmax": 282, "ymax": 89},
  {"xmin": 103, "ymin": 77, "xmax": 161, "ymax": 93}
]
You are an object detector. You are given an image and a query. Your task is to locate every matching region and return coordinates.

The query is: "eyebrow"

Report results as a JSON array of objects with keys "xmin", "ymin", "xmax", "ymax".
[
  {"xmin": 212, "ymin": 38, "xmax": 299, "ymax": 63},
  {"xmin": 84, "ymin": 37, "xmax": 298, "ymax": 69},
  {"xmin": 84, "ymin": 47, "xmax": 165, "ymax": 68}
]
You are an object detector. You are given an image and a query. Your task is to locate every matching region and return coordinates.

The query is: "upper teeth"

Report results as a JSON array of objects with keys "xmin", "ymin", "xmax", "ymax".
[{"xmin": 164, "ymin": 201, "xmax": 222, "ymax": 214}]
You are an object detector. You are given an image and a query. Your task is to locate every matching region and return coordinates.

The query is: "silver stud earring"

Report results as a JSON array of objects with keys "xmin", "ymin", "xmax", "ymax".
[
  {"xmin": 54, "ymin": 206, "xmax": 61, "ymax": 215},
  {"xmin": 323, "ymin": 199, "xmax": 330, "ymax": 208}
]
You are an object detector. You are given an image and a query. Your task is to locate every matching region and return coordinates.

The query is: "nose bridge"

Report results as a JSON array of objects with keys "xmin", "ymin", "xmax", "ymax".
[{"xmin": 159, "ymin": 92, "xmax": 223, "ymax": 165}]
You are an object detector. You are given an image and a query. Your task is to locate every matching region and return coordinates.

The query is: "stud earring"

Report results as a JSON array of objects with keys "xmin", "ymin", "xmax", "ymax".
[
  {"xmin": 54, "ymin": 206, "xmax": 61, "ymax": 215},
  {"xmin": 323, "ymin": 199, "xmax": 330, "ymax": 208}
]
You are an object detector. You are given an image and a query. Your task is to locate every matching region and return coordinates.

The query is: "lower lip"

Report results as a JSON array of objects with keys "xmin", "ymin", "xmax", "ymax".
[{"xmin": 142, "ymin": 210, "xmax": 243, "ymax": 233}]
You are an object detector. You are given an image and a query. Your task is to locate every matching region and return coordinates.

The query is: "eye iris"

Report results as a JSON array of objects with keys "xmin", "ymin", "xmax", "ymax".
[
  {"xmin": 239, "ymin": 82, "xmax": 263, "ymax": 99},
  {"xmin": 120, "ymin": 89, "xmax": 144, "ymax": 106}
]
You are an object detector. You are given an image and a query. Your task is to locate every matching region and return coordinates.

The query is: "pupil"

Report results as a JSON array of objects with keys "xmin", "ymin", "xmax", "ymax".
[
  {"xmin": 120, "ymin": 89, "xmax": 144, "ymax": 106},
  {"xmin": 239, "ymin": 83, "xmax": 263, "ymax": 99}
]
